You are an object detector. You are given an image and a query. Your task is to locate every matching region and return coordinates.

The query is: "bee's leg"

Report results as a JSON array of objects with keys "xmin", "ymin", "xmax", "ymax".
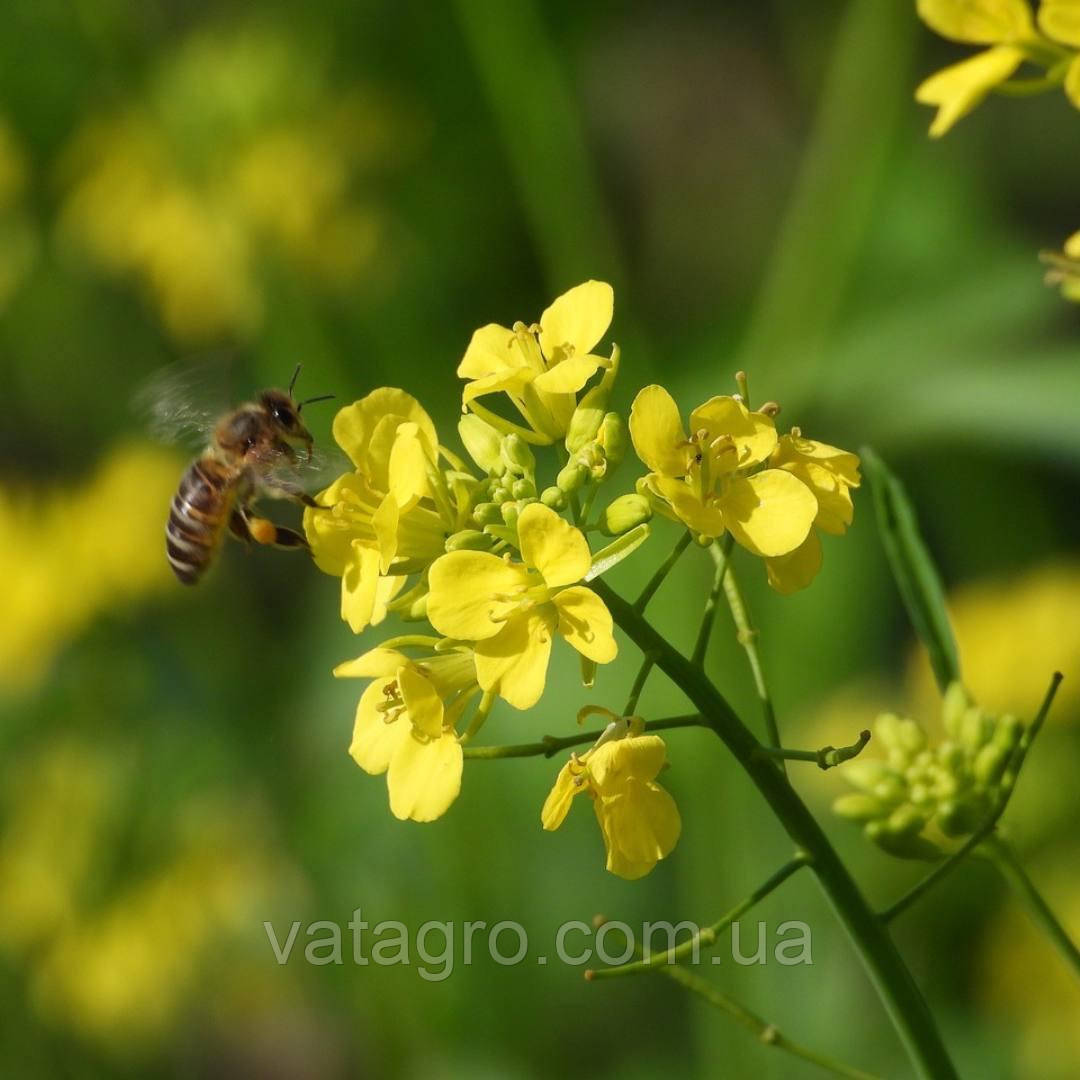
[
  {"xmin": 262, "ymin": 479, "xmax": 319, "ymax": 508},
  {"xmin": 228, "ymin": 508, "xmax": 255, "ymax": 548},
  {"xmin": 246, "ymin": 515, "xmax": 310, "ymax": 552}
]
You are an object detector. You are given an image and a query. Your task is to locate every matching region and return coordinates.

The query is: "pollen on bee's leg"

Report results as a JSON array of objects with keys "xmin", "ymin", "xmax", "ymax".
[{"xmin": 248, "ymin": 517, "xmax": 277, "ymax": 545}]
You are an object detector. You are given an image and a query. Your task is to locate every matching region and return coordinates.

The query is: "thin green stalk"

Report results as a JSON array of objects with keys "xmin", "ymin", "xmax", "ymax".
[
  {"xmin": 660, "ymin": 966, "xmax": 883, "ymax": 1080},
  {"xmin": 756, "ymin": 730, "xmax": 871, "ymax": 771},
  {"xmin": 462, "ymin": 713, "xmax": 703, "ymax": 761},
  {"xmin": 587, "ymin": 854, "xmax": 809, "ymax": 978},
  {"xmin": 591, "ymin": 579, "xmax": 958, "ymax": 1080},
  {"xmin": 634, "ymin": 530, "xmax": 692, "ymax": 613},
  {"xmin": 979, "ymin": 833, "xmax": 1080, "ymax": 984},
  {"xmin": 623, "ymin": 652, "xmax": 656, "ymax": 716},
  {"xmin": 692, "ymin": 535, "xmax": 731, "ymax": 666},
  {"xmin": 713, "ymin": 542, "xmax": 784, "ymax": 765}
]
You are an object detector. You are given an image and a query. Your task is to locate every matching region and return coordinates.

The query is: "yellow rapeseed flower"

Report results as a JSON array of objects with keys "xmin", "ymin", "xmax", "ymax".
[
  {"xmin": 335, "ymin": 644, "xmax": 480, "ymax": 822},
  {"xmin": 629, "ymin": 385, "xmax": 817, "ymax": 558},
  {"xmin": 458, "ymin": 280, "xmax": 615, "ymax": 444},
  {"xmin": 542, "ymin": 718, "xmax": 680, "ymax": 879},
  {"xmin": 305, "ymin": 388, "xmax": 467, "ymax": 633},
  {"xmin": 763, "ymin": 431, "xmax": 861, "ymax": 594},
  {"xmin": 915, "ymin": 0, "xmax": 1080, "ymax": 136},
  {"xmin": 426, "ymin": 503, "xmax": 616, "ymax": 709}
]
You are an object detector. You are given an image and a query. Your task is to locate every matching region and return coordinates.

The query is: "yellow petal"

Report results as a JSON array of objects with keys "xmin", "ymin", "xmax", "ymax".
[
  {"xmin": 461, "ymin": 366, "xmax": 536, "ymax": 406},
  {"xmin": 629, "ymin": 385, "xmax": 689, "ymax": 477},
  {"xmin": 540, "ymin": 760, "xmax": 582, "ymax": 830},
  {"xmin": 915, "ymin": 46, "xmax": 1025, "ymax": 137},
  {"xmin": 474, "ymin": 610, "xmax": 555, "ymax": 710},
  {"xmin": 349, "ymin": 679, "xmax": 410, "ymax": 775},
  {"xmin": 1065, "ymin": 53, "xmax": 1080, "ymax": 108},
  {"xmin": 722, "ymin": 470, "xmax": 817, "ymax": 557},
  {"xmin": 387, "ymin": 422, "xmax": 432, "ymax": 508},
  {"xmin": 532, "ymin": 353, "xmax": 602, "ymax": 395},
  {"xmin": 589, "ymin": 734, "xmax": 668, "ymax": 793},
  {"xmin": 595, "ymin": 781, "xmax": 681, "ymax": 880},
  {"xmin": 764, "ymin": 531, "xmax": 824, "ymax": 596},
  {"xmin": 427, "ymin": 551, "xmax": 530, "ymax": 640},
  {"xmin": 653, "ymin": 475, "xmax": 725, "ymax": 537},
  {"xmin": 332, "ymin": 388, "xmax": 437, "ymax": 472},
  {"xmin": 397, "ymin": 665, "xmax": 445, "ymax": 739},
  {"xmin": 777, "ymin": 460, "xmax": 854, "ymax": 535},
  {"xmin": 371, "ymin": 494, "xmax": 400, "ymax": 573},
  {"xmin": 553, "ymin": 586, "xmax": 617, "ymax": 664},
  {"xmin": 517, "ymin": 503, "xmax": 591, "ymax": 587},
  {"xmin": 457, "ymin": 322, "xmax": 517, "ymax": 379},
  {"xmin": 1066, "ymin": 229, "xmax": 1080, "ymax": 259},
  {"xmin": 689, "ymin": 396, "xmax": 778, "ymax": 469},
  {"xmin": 772, "ymin": 434, "xmax": 861, "ymax": 488},
  {"xmin": 538, "ymin": 280, "xmax": 614, "ymax": 361},
  {"xmin": 916, "ymin": 0, "xmax": 1034, "ymax": 43},
  {"xmin": 387, "ymin": 731, "xmax": 463, "ymax": 822},
  {"xmin": 340, "ymin": 541, "xmax": 382, "ymax": 633},
  {"xmin": 1037, "ymin": 0, "xmax": 1080, "ymax": 45},
  {"xmin": 333, "ymin": 647, "xmax": 409, "ymax": 679}
]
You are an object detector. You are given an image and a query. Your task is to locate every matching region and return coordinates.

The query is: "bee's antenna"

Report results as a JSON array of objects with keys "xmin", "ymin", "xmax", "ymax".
[
  {"xmin": 297, "ymin": 393, "xmax": 335, "ymax": 413},
  {"xmin": 288, "ymin": 363, "xmax": 302, "ymax": 396}
]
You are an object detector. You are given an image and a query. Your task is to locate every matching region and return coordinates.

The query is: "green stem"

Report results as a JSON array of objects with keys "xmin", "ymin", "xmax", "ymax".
[
  {"xmin": 692, "ymin": 535, "xmax": 731, "ymax": 667},
  {"xmin": 588, "ymin": 854, "xmax": 809, "ymax": 978},
  {"xmin": 623, "ymin": 652, "xmax": 656, "ymax": 716},
  {"xmin": 462, "ymin": 713, "xmax": 703, "ymax": 760},
  {"xmin": 714, "ymin": 542, "xmax": 784, "ymax": 765},
  {"xmin": 634, "ymin": 530, "xmax": 692, "ymax": 613},
  {"xmin": 756, "ymin": 729, "xmax": 871, "ymax": 771},
  {"xmin": 660, "ymin": 966, "xmax": 884, "ymax": 1080},
  {"xmin": 979, "ymin": 833, "xmax": 1080, "ymax": 985},
  {"xmin": 591, "ymin": 579, "xmax": 958, "ymax": 1080}
]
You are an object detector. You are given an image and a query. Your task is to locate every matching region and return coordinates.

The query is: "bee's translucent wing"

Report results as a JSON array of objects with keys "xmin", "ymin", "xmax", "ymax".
[
  {"xmin": 133, "ymin": 355, "xmax": 239, "ymax": 450},
  {"xmin": 265, "ymin": 442, "xmax": 353, "ymax": 495}
]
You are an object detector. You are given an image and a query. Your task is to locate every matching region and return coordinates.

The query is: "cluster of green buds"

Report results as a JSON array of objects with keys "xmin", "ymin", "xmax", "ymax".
[{"xmin": 833, "ymin": 683, "xmax": 1025, "ymax": 859}]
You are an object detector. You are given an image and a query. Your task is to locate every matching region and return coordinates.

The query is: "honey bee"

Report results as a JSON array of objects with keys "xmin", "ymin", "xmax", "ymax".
[{"xmin": 141, "ymin": 362, "xmax": 335, "ymax": 585}]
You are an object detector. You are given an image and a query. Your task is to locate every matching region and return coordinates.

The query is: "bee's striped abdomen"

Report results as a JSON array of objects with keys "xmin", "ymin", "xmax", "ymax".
[{"xmin": 166, "ymin": 458, "xmax": 234, "ymax": 585}]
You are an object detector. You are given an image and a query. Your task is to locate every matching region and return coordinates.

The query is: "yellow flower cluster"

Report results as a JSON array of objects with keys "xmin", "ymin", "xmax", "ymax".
[
  {"xmin": 307, "ymin": 282, "xmax": 858, "ymax": 877},
  {"xmin": 0, "ymin": 443, "xmax": 182, "ymax": 691},
  {"xmin": 915, "ymin": 0, "xmax": 1080, "ymax": 136},
  {"xmin": 54, "ymin": 25, "xmax": 397, "ymax": 342}
]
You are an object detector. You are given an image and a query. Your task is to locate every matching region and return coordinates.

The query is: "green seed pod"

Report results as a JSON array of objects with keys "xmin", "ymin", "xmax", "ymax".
[
  {"xmin": 472, "ymin": 502, "xmax": 503, "ymax": 527},
  {"xmin": 445, "ymin": 529, "xmax": 493, "ymax": 552},
  {"xmin": 501, "ymin": 433, "xmax": 536, "ymax": 477},
  {"xmin": 459, "ymin": 414, "xmax": 505, "ymax": 475},
  {"xmin": 601, "ymin": 493, "xmax": 652, "ymax": 536},
  {"xmin": 512, "ymin": 477, "xmax": 537, "ymax": 500},
  {"xmin": 540, "ymin": 486, "xmax": 567, "ymax": 510},
  {"xmin": 557, "ymin": 460, "xmax": 590, "ymax": 494},
  {"xmin": 832, "ymin": 793, "xmax": 886, "ymax": 822}
]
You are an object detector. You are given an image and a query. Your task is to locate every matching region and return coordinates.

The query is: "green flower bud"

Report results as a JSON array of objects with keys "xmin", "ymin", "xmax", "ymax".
[
  {"xmin": 601, "ymin": 493, "xmax": 652, "ymax": 536},
  {"xmin": 557, "ymin": 461, "xmax": 590, "ymax": 494},
  {"xmin": 501, "ymin": 434, "xmax": 536, "ymax": 477},
  {"xmin": 959, "ymin": 705, "xmax": 992, "ymax": 755},
  {"xmin": 865, "ymin": 820, "xmax": 941, "ymax": 860},
  {"xmin": 564, "ymin": 345, "xmax": 620, "ymax": 453},
  {"xmin": 941, "ymin": 682, "xmax": 971, "ymax": 739},
  {"xmin": 885, "ymin": 803, "xmax": 928, "ymax": 837},
  {"xmin": 490, "ymin": 484, "xmax": 511, "ymax": 503},
  {"xmin": 937, "ymin": 798, "xmax": 984, "ymax": 838},
  {"xmin": 596, "ymin": 411, "xmax": 627, "ymax": 468},
  {"xmin": 472, "ymin": 502, "xmax": 503, "ymax": 527},
  {"xmin": 896, "ymin": 718, "xmax": 927, "ymax": 755},
  {"xmin": 832, "ymin": 793, "xmax": 886, "ymax": 822},
  {"xmin": 445, "ymin": 529, "xmax": 493, "ymax": 553},
  {"xmin": 501, "ymin": 502, "xmax": 520, "ymax": 527},
  {"xmin": 459, "ymin": 414, "xmax": 505, "ymax": 475},
  {"xmin": 540, "ymin": 486, "xmax": 567, "ymax": 510},
  {"xmin": 511, "ymin": 477, "xmax": 537, "ymax": 500}
]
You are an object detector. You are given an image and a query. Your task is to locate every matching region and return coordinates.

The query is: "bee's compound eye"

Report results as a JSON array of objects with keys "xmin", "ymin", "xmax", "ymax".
[{"xmin": 273, "ymin": 406, "xmax": 295, "ymax": 429}]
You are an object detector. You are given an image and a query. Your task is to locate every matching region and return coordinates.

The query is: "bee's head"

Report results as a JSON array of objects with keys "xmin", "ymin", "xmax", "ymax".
[{"xmin": 260, "ymin": 365, "xmax": 334, "ymax": 455}]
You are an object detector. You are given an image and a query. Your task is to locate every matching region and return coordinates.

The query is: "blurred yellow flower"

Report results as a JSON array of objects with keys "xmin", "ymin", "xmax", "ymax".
[
  {"xmin": 915, "ymin": 0, "xmax": 1080, "ymax": 135},
  {"xmin": 1041, "ymin": 228, "xmax": 1080, "ymax": 301},
  {"xmin": 54, "ymin": 25, "xmax": 399, "ymax": 342},
  {"xmin": 0, "ymin": 443, "xmax": 182, "ymax": 691},
  {"xmin": 427, "ymin": 503, "xmax": 616, "ymax": 709},
  {"xmin": 629, "ymin": 385, "xmax": 817, "ymax": 559},
  {"xmin": 458, "ymin": 280, "xmax": 616, "ymax": 444},
  {"xmin": 907, "ymin": 561, "xmax": 1080, "ymax": 722},
  {"xmin": 542, "ymin": 718, "xmax": 680, "ymax": 879},
  {"xmin": 335, "ymin": 644, "xmax": 481, "ymax": 822}
]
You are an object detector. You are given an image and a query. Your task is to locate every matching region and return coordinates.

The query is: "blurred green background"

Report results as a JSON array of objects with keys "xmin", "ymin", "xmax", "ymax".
[{"xmin": 2, "ymin": 0, "xmax": 1079, "ymax": 1076}]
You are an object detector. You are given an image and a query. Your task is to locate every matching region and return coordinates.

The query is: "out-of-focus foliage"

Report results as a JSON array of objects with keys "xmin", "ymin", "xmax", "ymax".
[{"xmin": 3, "ymin": 0, "xmax": 1080, "ymax": 1077}]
